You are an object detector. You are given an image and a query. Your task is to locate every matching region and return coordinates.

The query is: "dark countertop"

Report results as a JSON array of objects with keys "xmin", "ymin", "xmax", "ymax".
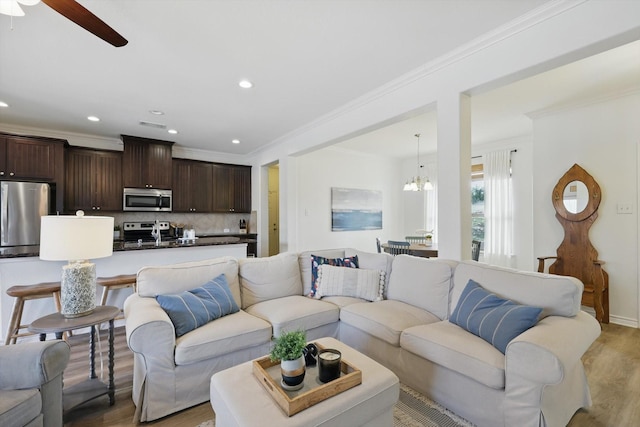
[{"xmin": 0, "ymin": 234, "xmax": 257, "ymax": 259}]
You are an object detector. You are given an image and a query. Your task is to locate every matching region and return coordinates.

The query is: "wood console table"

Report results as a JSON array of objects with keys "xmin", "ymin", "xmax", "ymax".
[{"xmin": 28, "ymin": 305, "xmax": 120, "ymax": 413}]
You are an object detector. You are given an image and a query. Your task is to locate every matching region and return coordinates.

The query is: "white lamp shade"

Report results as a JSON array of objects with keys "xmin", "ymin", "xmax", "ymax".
[{"xmin": 40, "ymin": 213, "xmax": 114, "ymax": 261}]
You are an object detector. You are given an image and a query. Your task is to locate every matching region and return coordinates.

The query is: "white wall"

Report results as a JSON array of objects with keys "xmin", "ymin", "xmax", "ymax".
[
  {"xmin": 294, "ymin": 146, "xmax": 404, "ymax": 253},
  {"xmin": 532, "ymin": 91, "xmax": 640, "ymax": 326}
]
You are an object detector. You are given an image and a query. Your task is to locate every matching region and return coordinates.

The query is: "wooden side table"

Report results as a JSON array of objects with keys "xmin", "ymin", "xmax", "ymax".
[{"xmin": 28, "ymin": 305, "xmax": 120, "ymax": 413}]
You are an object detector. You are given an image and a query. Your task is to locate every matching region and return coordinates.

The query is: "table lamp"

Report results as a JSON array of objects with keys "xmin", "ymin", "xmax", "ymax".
[{"xmin": 40, "ymin": 211, "xmax": 114, "ymax": 318}]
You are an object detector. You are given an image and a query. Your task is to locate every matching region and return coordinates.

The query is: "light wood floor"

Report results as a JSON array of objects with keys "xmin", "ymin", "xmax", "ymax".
[{"xmin": 59, "ymin": 323, "xmax": 640, "ymax": 426}]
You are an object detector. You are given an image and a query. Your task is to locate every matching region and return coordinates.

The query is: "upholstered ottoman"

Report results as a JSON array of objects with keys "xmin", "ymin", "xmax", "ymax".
[{"xmin": 210, "ymin": 337, "xmax": 399, "ymax": 427}]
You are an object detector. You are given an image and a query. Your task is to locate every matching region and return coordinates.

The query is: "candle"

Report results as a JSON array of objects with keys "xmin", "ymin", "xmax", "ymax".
[{"xmin": 318, "ymin": 349, "xmax": 341, "ymax": 383}]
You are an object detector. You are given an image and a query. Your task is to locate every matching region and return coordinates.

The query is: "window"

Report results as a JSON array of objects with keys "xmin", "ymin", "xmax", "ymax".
[{"xmin": 471, "ymin": 163, "xmax": 484, "ymax": 248}]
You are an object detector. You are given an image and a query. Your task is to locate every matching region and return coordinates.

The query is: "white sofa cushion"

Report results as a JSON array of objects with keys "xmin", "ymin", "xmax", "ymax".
[
  {"xmin": 401, "ymin": 321, "xmax": 506, "ymax": 390},
  {"xmin": 386, "ymin": 256, "xmax": 454, "ymax": 320},
  {"xmin": 245, "ymin": 295, "xmax": 340, "ymax": 337},
  {"xmin": 452, "ymin": 261, "xmax": 583, "ymax": 318},
  {"xmin": 345, "ymin": 249, "xmax": 393, "ymax": 276},
  {"xmin": 238, "ymin": 252, "xmax": 302, "ymax": 309},
  {"xmin": 340, "ymin": 300, "xmax": 440, "ymax": 346},
  {"xmin": 174, "ymin": 310, "xmax": 272, "ymax": 366},
  {"xmin": 321, "ymin": 295, "xmax": 368, "ymax": 308},
  {"xmin": 137, "ymin": 256, "xmax": 241, "ymax": 306}
]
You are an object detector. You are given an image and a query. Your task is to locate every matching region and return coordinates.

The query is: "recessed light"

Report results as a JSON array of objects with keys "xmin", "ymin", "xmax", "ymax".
[
  {"xmin": 168, "ymin": 129, "xmax": 178, "ymax": 135},
  {"xmin": 238, "ymin": 80, "xmax": 253, "ymax": 89},
  {"xmin": 0, "ymin": 101, "xmax": 8, "ymax": 108},
  {"xmin": 232, "ymin": 139, "xmax": 240, "ymax": 144},
  {"xmin": 149, "ymin": 110, "xmax": 165, "ymax": 115},
  {"xmin": 87, "ymin": 116, "xmax": 100, "ymax": 122}
]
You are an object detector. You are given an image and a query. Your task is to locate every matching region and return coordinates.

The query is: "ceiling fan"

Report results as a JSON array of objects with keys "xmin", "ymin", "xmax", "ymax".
[{"xmin": 0, "ymin": 0, "xmax": 127, "ymax": 47}]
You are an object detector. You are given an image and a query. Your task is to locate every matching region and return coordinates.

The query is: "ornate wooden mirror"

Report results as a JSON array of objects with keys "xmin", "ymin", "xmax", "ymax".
[{"xmin": 538, "ymin": 164, "xmax": 609, "ymax": 323}]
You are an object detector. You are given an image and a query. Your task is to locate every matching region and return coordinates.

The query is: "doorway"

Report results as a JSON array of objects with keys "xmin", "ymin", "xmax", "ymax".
[{"xmin": 268, "ymin": 164, "xmax": 280, "ymax": 256}]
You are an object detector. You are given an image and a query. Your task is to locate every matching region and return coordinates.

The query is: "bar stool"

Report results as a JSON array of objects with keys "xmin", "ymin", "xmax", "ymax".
[
  {"xmin": 4, "ymin": 281, "xmax": 62, "ymax": 345},
  {"xmin": 96, "ymin": 274, "xmax": 137, "ymax": 319}
]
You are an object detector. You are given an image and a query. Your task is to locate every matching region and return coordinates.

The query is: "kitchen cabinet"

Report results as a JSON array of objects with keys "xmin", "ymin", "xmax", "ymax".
[
  {"xmin": 212, "ymin": 163, "xmax": 251, "ymax": 213},
  {"xmin": 65, "ymin": 147, "xmax": 122, "ymax": 212},
  {"xmin": 0, "ymin": 134, "xmax": 65, "ymax": 180},
  {"xmin": 0, "ymin": 133, "xmax": 66, "ymax": 211},
  {"xmin": 121, "ymin": 135, "xmax": 173, "ymax": 189},
  {"xmin": 172, "ymin": 159, "xmax": 213, "ymax": 212}
]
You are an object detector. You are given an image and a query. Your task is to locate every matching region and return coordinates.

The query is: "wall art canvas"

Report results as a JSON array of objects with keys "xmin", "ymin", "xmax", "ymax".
[{"xmin": 331, "ymin": 187, "xmax": 382, "ymax": 231}]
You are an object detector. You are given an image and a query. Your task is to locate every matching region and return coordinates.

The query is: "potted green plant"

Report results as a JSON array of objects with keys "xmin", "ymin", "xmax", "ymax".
[
  {"xmin": 424, "ymin": 230, "xmax": 433, "ymax": 246},
  {"xmin": 270, "ymin": 329, "xmax": 307, "ymax": 389}
]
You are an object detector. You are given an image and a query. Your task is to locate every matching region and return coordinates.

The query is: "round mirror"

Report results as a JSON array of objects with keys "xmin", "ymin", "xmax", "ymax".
[{"xmin": 562, "ymin": 180, "xmax": 589, "ymax": 214}]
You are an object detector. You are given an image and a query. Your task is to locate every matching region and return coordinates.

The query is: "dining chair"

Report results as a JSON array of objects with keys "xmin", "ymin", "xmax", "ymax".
[
  {"xmin": 472, "ymin": 240, "xmax": 481, "ymax": 261},
  {"xmin": 405, "ymin": 236, "xmax": 426, "ymax": 245},
  {"xmin": 387, "ymin": 240, "xmax": 410, "ymax": 256}
]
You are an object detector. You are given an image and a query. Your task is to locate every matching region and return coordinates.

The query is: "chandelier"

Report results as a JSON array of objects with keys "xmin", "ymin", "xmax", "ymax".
[
  {"xmin": 0, "ymin": 0, "xmax": 40, "ymax": 17},
  {"xmin": 403, "ymin": 133, "xmax": 433, "ymax": 191}
]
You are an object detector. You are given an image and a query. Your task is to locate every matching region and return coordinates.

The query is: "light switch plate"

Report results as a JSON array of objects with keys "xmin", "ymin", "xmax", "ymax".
[{"xmin": 616, "ymin": 203, "xmax": 633, "ymax": 214}]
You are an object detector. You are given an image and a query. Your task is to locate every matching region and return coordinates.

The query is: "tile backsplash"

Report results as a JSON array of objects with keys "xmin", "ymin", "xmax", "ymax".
[{"xmin": 109, "ymin": 211, "xmax": 257, "ymax": 236}]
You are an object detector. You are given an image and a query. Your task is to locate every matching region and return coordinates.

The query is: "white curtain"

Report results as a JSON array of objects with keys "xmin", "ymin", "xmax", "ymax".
[{"xmin": 483, "ymin": 150, "xmax": 514, "ymax": 267}]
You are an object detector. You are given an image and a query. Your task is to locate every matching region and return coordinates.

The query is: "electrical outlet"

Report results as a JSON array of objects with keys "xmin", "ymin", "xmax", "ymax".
[{"xmin": 224, "ymin": 228, "xmax": 230, "ymax": 233}]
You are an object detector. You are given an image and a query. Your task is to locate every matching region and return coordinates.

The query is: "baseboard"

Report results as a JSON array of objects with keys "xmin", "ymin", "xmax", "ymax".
[{"xmin": 581, "ymin": 306, "xmax": 638, "ymax": 328}]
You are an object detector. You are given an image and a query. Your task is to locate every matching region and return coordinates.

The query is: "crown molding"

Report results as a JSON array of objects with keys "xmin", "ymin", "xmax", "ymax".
[
  {"xmin": 172, "ymin": 146, "xmax": 250, "ymax": 165},
  {"xmin": 526, "ymin": 86, "xmax": 640, "ymax": 119},
  {"xmin": 0, "ymin": 123, "xmax": 123, "ymax": 150}
]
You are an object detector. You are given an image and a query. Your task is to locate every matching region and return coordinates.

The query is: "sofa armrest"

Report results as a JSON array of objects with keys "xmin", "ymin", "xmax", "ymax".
[
  {"xmin": 504, "ymin": 311, "xmax": 600, "ymax": 426},
  {"xmin": 0, "ymin": 340, "xmax": 70, "ymax": 390},
  {"xmin": 506, "ymin": 311, "xmax": 600, "ymax": 383},
  {"xmin": 124, "ymin": 293, "xmax": 176, "ymax": 358}
]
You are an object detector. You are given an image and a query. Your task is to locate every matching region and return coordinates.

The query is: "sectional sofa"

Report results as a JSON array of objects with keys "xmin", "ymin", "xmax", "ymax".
[{"xmin": 124, "ymin": 248, "xmax": 600, "ymax": 426}]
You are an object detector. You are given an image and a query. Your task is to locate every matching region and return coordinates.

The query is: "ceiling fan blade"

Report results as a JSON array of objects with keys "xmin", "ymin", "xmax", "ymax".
[{"xmin": 41, "ymin": 0, "xmax": 127, "ymax": 47}]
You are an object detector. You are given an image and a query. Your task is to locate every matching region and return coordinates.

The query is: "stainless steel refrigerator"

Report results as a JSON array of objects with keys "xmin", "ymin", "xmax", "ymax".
[{"xmin": 1, "ymin": 181, "xmax": 50, "ymax": 247}]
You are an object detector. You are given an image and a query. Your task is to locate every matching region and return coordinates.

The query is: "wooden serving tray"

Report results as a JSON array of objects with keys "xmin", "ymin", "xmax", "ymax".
[{"xmin": 252, "ymin": 342, "xmax": 362, "ymax": 416}]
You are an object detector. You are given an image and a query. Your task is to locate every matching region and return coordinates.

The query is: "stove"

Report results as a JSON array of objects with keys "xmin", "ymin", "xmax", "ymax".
[{"xmin": 123, "ymin": 221, "xmax": 171, "ymax": 242}]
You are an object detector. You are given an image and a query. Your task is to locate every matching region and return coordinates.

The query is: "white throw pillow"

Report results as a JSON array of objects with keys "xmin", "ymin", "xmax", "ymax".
[{"xmin": 315, "ymin": 264, "xmax": 385, "ymax": 302}]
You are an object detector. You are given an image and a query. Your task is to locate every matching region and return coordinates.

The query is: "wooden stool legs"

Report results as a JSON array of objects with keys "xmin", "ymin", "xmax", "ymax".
[
  {"xmin": 97, "ymin": 274, "xmax": 137, "ymax": 320},
  {"xmin": 4, "ymin": 282, "xmax": 62, "ymax": 345}
]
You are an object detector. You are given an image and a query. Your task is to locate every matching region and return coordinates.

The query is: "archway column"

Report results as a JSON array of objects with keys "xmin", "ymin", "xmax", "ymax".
[{"xmin": 437, "ymin": 93, "xmax": 472, "ymax": 260}]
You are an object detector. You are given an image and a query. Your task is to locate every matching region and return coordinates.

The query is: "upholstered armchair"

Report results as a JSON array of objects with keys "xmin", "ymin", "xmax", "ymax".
[{"xmin": 0, "ymin": 340, "xmax": 70, "ymax": 427}]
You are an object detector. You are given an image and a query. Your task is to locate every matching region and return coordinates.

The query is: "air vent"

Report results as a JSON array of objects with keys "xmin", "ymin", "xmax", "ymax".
[{"xmin": 139, "ymin": 121, "xmax": 166, "ymax": 129}]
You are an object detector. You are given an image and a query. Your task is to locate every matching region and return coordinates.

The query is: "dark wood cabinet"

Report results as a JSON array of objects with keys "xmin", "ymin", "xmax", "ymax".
[
  {"xmin": 0, "ymin": 133, "xmax": 66, "ymax": 212},
  {"xmin": 212, "ymin": 163, "xmax": 251, "ymax": 213},
  {"xmin": 65, "ymin": 148, "xmax": 122, "ymax": 212},
  {"xmin": 121, "ymin": 135, "xmax": 173, "ymax": 189},
  {"xmin": 172, "ymin": 159, "xmax": 213, "ymax": 212}
]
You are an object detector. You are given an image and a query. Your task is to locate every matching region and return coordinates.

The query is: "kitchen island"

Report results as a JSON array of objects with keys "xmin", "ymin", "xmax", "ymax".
[
  {"xmin": 0, "ymin": 235, "xmax": 254, "ymax": 343},
  {"xmin": 0, "ymin": 234, "xmax": 257, "ymax": 258}
]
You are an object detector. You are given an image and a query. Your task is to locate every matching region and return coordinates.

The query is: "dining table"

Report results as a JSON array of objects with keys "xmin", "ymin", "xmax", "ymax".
[{"xmin": 381, "ymin": 243, "xmax": 438, "ymax": 258}]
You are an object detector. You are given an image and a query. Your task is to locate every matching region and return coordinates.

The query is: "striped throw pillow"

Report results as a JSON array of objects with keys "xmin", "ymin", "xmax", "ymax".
[
  {"xmin": 156, "ymin": 273, "xmax": 239, "ymax": 337},
  {"xmin": 450, "ymin": 279, "xmax": 542, "ymax": 353}
]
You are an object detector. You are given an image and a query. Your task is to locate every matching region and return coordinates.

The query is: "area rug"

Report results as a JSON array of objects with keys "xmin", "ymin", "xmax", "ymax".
[{"xmin": 196, "ymin": 383, "xmax": 474, "ymax": 427}]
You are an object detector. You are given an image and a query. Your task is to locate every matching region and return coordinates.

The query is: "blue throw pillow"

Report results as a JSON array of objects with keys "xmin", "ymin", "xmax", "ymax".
[
  {"xmin": 156, "ymin": 273, "xmax": 239, "ymax": 337},
  {"xmin": 450, "ymin": 279, "xmax": 542, "ymax": 354}
]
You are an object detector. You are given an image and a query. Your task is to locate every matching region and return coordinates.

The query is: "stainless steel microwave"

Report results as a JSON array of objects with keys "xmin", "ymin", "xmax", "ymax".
[{"xmin": 123, "ymin": 188, "xmax": 172, "ymax": 212}]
